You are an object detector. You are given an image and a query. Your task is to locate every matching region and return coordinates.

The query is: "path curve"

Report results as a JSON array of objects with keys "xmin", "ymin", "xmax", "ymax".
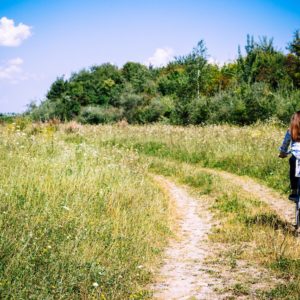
[
  {"xmin": 150, "ymin": 173, "xmax": 284, "ymax": 299},
  {"xmin": 150, "ymin": 175, "xmax": 219, "ymax": 300},
  {"xmin": 200, "ymin": 167, "xmax": 295, "ymax": 224}
]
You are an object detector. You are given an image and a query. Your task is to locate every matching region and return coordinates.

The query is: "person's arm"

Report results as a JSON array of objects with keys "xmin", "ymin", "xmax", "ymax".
[{"xmin": 278, "ymin": 129, "xmax": 291, "ymax": 158}]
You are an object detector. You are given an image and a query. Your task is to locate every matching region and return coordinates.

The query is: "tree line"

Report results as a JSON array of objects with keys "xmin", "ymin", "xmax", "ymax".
[{"xmin": 28, "ymin": 31, "xmax": 300, "ymax": 125}]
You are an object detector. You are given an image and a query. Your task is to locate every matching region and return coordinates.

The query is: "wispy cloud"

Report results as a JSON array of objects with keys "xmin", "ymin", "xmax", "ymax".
[
  {"xmin": 0, "ymin": 57, "xmax": 28, "ymax": 83},
  {"xmin": 0, "ymin": 17, "xmax": 32, "ymax": 47},
  {"xmin": 207, "ymin": 56, "xmax": 232, "ymax": 67},
  {"xmin": 144, "ymin": 47, "xmax": 175, "ymax": 67}
]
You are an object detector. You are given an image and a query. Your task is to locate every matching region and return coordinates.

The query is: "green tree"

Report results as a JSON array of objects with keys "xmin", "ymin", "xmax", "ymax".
[
  {"xmin": 46, "ymin": 76, "xmax": 67, "ymax": 101},
  {"xmin": 288, "ymin": 30, "xmax": 300, "ymax": 57},
  {"xmin": 286, "ymin": 30, "xmax": 300, "ymax": 88},
  {"xmin": 237, "ymin": 35, "xmax": 291, "ymax": 89},
  {"xmin": 122, "ymin": 62, "xmax": 151, "ymax": 93}
]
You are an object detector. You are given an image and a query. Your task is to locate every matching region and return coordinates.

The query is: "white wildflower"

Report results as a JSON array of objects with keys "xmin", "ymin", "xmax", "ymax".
[{"xmin": 92, "ymin": 282, "xmax": 99, "ymax": 288}]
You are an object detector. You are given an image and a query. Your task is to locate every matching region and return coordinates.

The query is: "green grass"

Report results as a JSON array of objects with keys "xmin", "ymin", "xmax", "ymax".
[
  {"xmin": 130, "ymin": 156, "xmax": 300, "ymax": 298},
  {"xmin": 263, "ymin": 282, "xmax": 300, "ymax": 300},
  {"xmin": 0, "ymin": 123, "xmax": 173, "ymax": 299},
  {"xmin": 142, "ymin": 158, "xmax": 300, "ymax": 299},
  {"xmin": 97, "ymin": 122, "xmax": 289, "ymax": 193},
  {"xmin": 1, "ymin": 121, "xmax": 299, "ymax": 299}
]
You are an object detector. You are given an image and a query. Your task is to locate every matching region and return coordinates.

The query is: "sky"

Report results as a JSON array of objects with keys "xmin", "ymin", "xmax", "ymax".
[{"xmin": 0, "ymin": 0, "xmax": 299, "ymax": 113}]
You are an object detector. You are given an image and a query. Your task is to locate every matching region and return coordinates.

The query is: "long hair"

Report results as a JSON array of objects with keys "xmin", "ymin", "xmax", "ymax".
[{"xmin": 290, "ymin": 111, "xmax": 300, "ymax": 141}]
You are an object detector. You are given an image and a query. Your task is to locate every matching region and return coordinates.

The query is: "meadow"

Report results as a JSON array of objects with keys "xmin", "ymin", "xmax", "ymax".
[
  {"xmin": 1, "ymin": 120, "xmax": 300, "ymax": 299},
  {"xmin": 0, "ymin": 122, "xmax": 173, "ymax": 299},
  {"xmin": 97, "ymin": 120, "xmax": 289, "ymax": 192}
]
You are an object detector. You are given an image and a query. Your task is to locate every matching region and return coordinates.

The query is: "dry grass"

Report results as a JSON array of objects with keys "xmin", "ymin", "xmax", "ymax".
[
  {"xmin": 1, "ymin": 121, "xmax": 299, "ymax": 299},
  {"xmin": 0, "ymin": 123, "xmax": 173, "ymax": 299}
]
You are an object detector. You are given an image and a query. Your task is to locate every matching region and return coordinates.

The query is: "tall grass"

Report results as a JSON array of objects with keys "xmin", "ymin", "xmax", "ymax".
[
  {"xmin": 145, "ymin": 157, "xmax": 300, "ymax": 299},
  {"xmin": 1, "ymin": 121, "xmax": 297, "ymax": 298},
  {"xmin": 95, "ymin": 121, "xmax": 289, "ymax": 193},
  {"xmin": 90, "ymin": 122, "xmax": 300, "ymax": 298},
  {"xmin": 0, "ymin": 123, "xmax": 173, "ymax": 299}
]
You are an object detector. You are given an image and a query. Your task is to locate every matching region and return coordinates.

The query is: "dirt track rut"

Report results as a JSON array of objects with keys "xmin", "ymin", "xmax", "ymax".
[{"xmin": 151, "ymin": 175, "xmax": 219, "ymax": 299}]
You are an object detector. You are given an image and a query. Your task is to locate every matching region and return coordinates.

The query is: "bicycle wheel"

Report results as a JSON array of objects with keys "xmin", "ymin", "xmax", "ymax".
[{"xmin": 296, "ymin": 200, "xmax": 300, "ymax": 230}]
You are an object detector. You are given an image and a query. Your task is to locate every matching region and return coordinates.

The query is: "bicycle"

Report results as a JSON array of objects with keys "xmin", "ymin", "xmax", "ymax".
[
  {"xmin": 279, "ymin": 151, "xmax": 300, "ymax": 231},
  {"xmin": 294, "ymin": 182, "xmax": 300, "ymax": 230}
]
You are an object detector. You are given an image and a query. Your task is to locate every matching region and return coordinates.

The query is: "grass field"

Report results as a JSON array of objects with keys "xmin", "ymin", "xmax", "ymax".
[
  {"xmin": 95, "ymin": 121, "xmax": 289, "ymax": 193},
  {"xmin": 1, "ymin": 120, "xmax": 299, "ymax": 299},
  {"xmin": 0, "ymin": 122, "xmax": 173, "ymax": 299}
]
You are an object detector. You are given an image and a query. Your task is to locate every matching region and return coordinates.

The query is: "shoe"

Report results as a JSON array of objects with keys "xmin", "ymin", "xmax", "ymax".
[{"xmin": 289, "ymin": 194, "xmax": 299, "ymax": 202}]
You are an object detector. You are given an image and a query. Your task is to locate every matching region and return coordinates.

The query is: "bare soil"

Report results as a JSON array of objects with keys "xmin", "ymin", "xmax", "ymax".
[
  {"xmin": 150, "ymin": 175, "xmax": 219, "ymax": 299},
  {"xmin": 202, "ymin": 168, "xmax": 295, "ymax": 224},
  {"xmin": 150, "ymin": 174, "xmax": 284, "ymax": 300}
]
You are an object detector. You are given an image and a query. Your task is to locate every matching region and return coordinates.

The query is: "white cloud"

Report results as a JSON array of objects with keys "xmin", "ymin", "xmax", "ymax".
[
  {"xmin": 207, "ymin": 57, "xmax": 223, "ymax": 67},
  {"xmin": 144, "ymin": 47, "xmax": 174, "ymax": 67},
  {"xmin": 207, "ymin": 57, "xmax": 234, "ymax": 67},
  {"xmin": 0, "ymin": 58, "xmax": 41, "ymax": 84},
  {"xmin": 0, "ymin": 57, "xmax": 28, "ymax": 83},
  {"xmin": 0, "ymin": 17, "xmax": 32, "ymax": 47},
  {"xmin": 8, "ymin": 57, "xmax": 23, "ymax": 65}
]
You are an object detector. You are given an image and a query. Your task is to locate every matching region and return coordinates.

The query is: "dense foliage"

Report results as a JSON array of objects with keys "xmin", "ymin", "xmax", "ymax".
[{"xmin": 29, "ymin": 31, "xmax": 300, "ymax": 125}]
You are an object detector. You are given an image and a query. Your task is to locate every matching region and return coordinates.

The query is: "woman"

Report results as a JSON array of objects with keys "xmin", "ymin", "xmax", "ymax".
[{"xmin": 279, "ymin": 111, "xmax": 300, "ymax": 201}]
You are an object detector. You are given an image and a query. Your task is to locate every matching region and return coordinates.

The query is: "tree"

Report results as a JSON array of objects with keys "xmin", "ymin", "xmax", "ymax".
[
  {"xmin": 122, "ymin": 62, "xmax": 151, "ymax": 93},
  {"xmin": 46, "ymin": 76, "xmax": 67, "ymax": 101},
  {"xmin": 286, "ymin": 30, "xmax": 300, "ymax": 88},
  {"xmin": 175, "ymin": 40, "xmax": 208, "ymax": 99},
  {"xmin": 288, "ymin": 30, "xmax": 300, "ymax": 57},
  {"xmin": 55, "ymin": 95, "xmax": 81, "ymax": 121},
  {"xmin": 237, "ymin": 35, "xmax": 290, "ymax": 88}
]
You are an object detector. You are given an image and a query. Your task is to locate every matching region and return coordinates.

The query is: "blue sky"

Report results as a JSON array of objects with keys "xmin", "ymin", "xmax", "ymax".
[{"xmin": 0, "ymin": 0, "xmax": 299, "ymax": 113}]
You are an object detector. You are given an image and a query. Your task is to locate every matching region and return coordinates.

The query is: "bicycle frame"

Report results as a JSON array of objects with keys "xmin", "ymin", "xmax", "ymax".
[
  {"xmin": 296, "ymin": 179, "xmax": 300, "ymax": 230},
  {"xmin": 296, "ymin": 198, "xmax": 300, "ymax": 230}
]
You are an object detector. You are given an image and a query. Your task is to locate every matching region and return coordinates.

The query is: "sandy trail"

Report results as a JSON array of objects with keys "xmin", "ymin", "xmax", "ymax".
[
  {"xmin": 201, "ymin": 167, "xmax": 295, "ymax": 224},
  {"xmin": 150, "ymin": 172, "xmax": 286, "ymax": 299},
  {"xmin": 150, "ymin": 176, "xmax": 220, "ymax": 300}
]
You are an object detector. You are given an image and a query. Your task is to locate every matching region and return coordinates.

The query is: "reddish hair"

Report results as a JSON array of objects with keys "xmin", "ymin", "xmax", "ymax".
[{"xmin": 290, "ymin": 111, "xmax": 300, "ymax": 141}]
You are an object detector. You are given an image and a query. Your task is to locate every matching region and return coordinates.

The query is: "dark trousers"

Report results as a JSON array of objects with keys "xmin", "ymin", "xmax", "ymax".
[{"xmin": 290, "ymin": 155, "xmax": 299, "ymax": 190}]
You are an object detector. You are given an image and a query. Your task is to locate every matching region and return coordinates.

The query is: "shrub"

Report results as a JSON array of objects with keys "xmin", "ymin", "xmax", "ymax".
[
  {"xmin": 79, "ymin": 106, "xmax": 123, "ymax": 124},
  {"xmin": 30, "ymin": 101, "xmax": 59, "ymax": 121},
  {"xmin": 137, "ymin": 96, "xmax": 175, "ymax": 123}
]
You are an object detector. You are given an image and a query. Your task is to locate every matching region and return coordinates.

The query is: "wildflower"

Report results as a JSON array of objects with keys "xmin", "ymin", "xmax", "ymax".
[
  {"xmin": 137, "ymin": 265, "xmax": 143, "ymax": 269},
  {"xmin": 92, "ymin": 282, "xmax": 99, "ymax": 288},
  {"xmin": 62, "ymin": 205, "xmax": 70, "ymax": 211}
]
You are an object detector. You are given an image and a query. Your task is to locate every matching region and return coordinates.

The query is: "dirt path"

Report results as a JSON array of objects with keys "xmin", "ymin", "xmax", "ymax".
[
  {"xmin": 150, "ymin": 174, "xmax": 284, "ymax": 299},
  {"xmin": 150, "ymin": 175, "xmax": 220, "ymax": 299},
  {"xmin": 201, "ymin": 167, "xmax": 295, "ymax": 224}
]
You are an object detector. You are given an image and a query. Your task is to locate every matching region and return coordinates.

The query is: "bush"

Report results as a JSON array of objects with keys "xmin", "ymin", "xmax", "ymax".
[
  {"xmin": 137, "ymin": 96, "xmax": 175, "ymax": 123},
  {"xmin": 119, "ymin": 93, "xmax": 144, "ymax": 123},
  {"xmin": 274, "ymin": 89, "xmax": 300, "ymax": 124},
  {"xmin": 188, "ymin": 84, "xmax": 297, "ymax": 125},
  {"xmin": 0, "ymin": 113, "xmax": 17, "ymax": 124},
  {"xmin": 188, "ymin": 96, "xmax": 210, "ymax": 124},
  {"xmin": 208, "ymin": 90, "xmax": 247, "ymax": 125},
  {"xmin": 30, "ymin": 101, "xmax": 59, "ymax": 121},
  {"xmin": 79, "ymin": 106, "xmax": 123, "ymax": 124}
]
